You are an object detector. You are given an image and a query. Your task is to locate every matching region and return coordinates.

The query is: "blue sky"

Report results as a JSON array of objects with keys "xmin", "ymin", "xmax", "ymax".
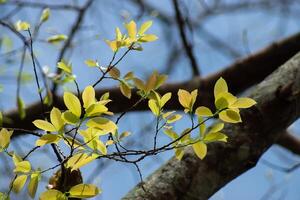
[{"xmin": 1, "ymin": 0, "xmax": 300, "ymax": 199}]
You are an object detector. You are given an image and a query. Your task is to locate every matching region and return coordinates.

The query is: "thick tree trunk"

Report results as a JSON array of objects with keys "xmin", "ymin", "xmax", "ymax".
[{"xmin": 123, "ymin": 52, "xmax": 300, "ymax": 200}]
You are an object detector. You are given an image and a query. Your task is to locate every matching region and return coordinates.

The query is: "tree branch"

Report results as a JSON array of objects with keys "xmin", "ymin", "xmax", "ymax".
[
  {"xmin": 3, "ymin": 32, "xmax": 300, "ymax": 134},
  {"xmin": 123, "ymin": 51, "xmax": 300, "ymax": 200},
  {"xmin": 276, "ymin": 131, "xmax": 300, "ymax": 155}
]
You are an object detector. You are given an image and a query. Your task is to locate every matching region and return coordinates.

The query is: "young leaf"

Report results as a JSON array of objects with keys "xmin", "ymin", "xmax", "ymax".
[
  {"xmin": 35, "ymin": 134, "xmax": 61, "ymax": 147},
  {"xmin": 86, "ymin": 117, "xmax": 117, "ymax": 134},
  {"xmin": 166, "ymin": 114, "xmax": 182, "ymax": 123},
  {"xmin": 84, "ymin": 59, "xmax": 99, "ymax": 67},
  {"xmin": 125, "ymin": 20, "xmax": 137, "ymax": 40},
  {"xmin": 15, "ymin": 20, "xmax": 30, "ymax": 31},
  {"xmin": 230, "ymin": 98, "xmax": 257, "ymax": 109},
  {"xmin": 160, "ymin": 92, "xmax": 171, "ymax": 108},
  {"xmin": 148, "ymin": 99, "xmax": 160, "ymax": 116},
  {"xmin": 0, "ymin": 111, "xmax": 3, "ymax": 126},
  {"xmin": 28, "ymin": 172, "xmax": 41, "ymax": 198},
  {"xmin": 57, "ymin": 61, "xmax": 72, "ymax": 74},
  {"xmin": 119, "ymin": 82, "xmax": 131, "ymax": 99},
  {"xmin": 219, "ymin": 109, "xmax": 241, "ymax": 123},
  {"xmin": 85, "ymin": 103, "xmax": 108, "ymax": 117},
  {"xmin": 66, "ymin": 153, "xmax": 98, "ymax": 171},
  {"xmin": 17, "ymin": 97, "xmax": 26, "ymax": 119},
  {"xmin": 61, "ymin": 111, "xmax": 79, "ymax": 125},
  {"xmin": 82, "ymin": 86, "xmax": 95, "ymax": 109},
  {"xmin": 108, "ymin": 67, "xmax": 120, "ymax": 79},
  {"xmin": 138, "ymin": 21, "xmax": 152, "ymax": 35},
  {"xmin": 50, "ymin": 107, "xmax": 64, "ymax": 131},
  {"xmin": 14, "ymin": 161, "xmax": 31, "ymax": 173},
  {"xmin": 69, "ymin": 184, "xmax": 100, "ymax": 198},
  {"xmin": 139, "ymin": 34, "xmax": 158, "ymax": 42},
  {"xmin": 195, "ymin": 106, "xmax": 213, "ymax": 117},
  {"xmin": 0, "ymin": 128, "xmax": 13, "ymax": 149},
  {"xmin": 214, "ymin": 77, "xmax": 228, "ymax": 99},
  {"xmin": 12, "ymin": 175, "xmax": 27, "ymax": 193},
  {"xmin": 177, "ymin": 89, "xmax": 192, "ymax": 109},
  {"xmin": 63, "ymin": 92, "xmax": 81, "ymax": 117},
  {"xmin": 33, "ymin": 120, "xmax": 56, "ymax": 132},
  {"xmin": 40, "ymin": 8, "xmax": 50, "ymax": 23},
  {"xmin": 39, "ymin": 189, "xmax": 67, "ymax": 200},
  {"xmin": 47, "ymin": 34, "xmax": 67, "ymax": 43},
  {"xmin": 204, "ymin": 132, "xmax": 228, "ymax": 142},
  {"xmin": 192, "ymin": 141, "xmax": 207, "ymax": 160}
]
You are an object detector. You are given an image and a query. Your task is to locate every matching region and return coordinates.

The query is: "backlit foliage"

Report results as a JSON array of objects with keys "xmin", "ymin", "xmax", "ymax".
[{"xmin": 0, "ymin": 14, "xmax": 256, "ymax": 200}]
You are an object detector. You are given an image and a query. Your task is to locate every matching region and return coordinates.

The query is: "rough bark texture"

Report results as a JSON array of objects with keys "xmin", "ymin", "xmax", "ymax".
[
  {"xmin": 123, "ymin": 52, "xmax": 300, "ymax": 200},
  {"xmin": 4, "ymin": 32, "xmax": 300, "ymax": 133}
]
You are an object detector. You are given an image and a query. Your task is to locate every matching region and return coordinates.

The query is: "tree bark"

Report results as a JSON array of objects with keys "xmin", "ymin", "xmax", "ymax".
[{"xmin": 123, "ymin": 52, "xmax": 300, "ymax": 200}]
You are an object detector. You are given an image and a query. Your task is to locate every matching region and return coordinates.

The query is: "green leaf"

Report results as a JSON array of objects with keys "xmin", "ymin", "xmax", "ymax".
[
  {"xmin": 40, "ymin": 8, "xmax": 50, "ymax": 23},
  {"xmin": 139, "ymin": 34, "xmax": 158, "ymax": 42},
  {"xmin": 17, "ymin": 97, "xmax": 26, "ymax": 119},
  {"xmin": 204, "ymin": 132, "xmax": 228, "ymax": 142},
  {"xmin": 64, "ymin": 92, "xmax": 81, "ymax": 117},
  {"xmin": 39, "ymin": 189, "xmax": 67, "ymax": 200},
  {"xmin": 82, "ymin": 85, "xmax": 96, "ymax": 108},
  {"xmin": 14, "ymin": 161, "xmax": 31, "ymax": 173},
  {"xmin": 12, "ymin": 175, "xmax": 27, "ymax": 193},
  {"xmin": 0, "ymin": 128, "xmax": 13, "ymax": 149},
  {"xmin": 85, "ymin": 103, "xmax": 108, "ymax": 117},
  {"xmin": 15, "ymin": 20, "xmax": 30, "ymax": 31},
  {"xmin": 160, "ymin": 92, "xmax": 171, "ymax": 108},
  {"xmin": 192, "ymin": 141, "xmax": 207, "ymax": 160},
  {"xmin": 47, "ymin": 34, "xmax": 67, "ymax": 43},
  {"xmin": 148, "ymin": 99, "xmax": 160, "ymax": 116},
  {"xmin": 69, "ymin": 184, "xmax": 100, "ymax": 198},
  {"xmin": 219, "ymin": 109, "xmax": 241, "ymax": 123},
  {"xmin": 0, "ymin": 111, "xmax": 2, "ymax": 126},
  {"xmin": 209, "ymin": 123, "xmax": 224, "ymax": 133},
  {"xmin": 119, "ymin": 131, "xmax": 131, "ymax": 140},
  {"xmin": 57, "ymin": 60, "xmax": 72, "ymax": 74},
  {"xmin": 215, "ymin": 92, "xmax": 237, "ymax": 110},
  {"xmin": 138, "ymin": 20, "xmax": 152, "ymax": 35},
  {"xmin": 35, "ymin": 134, "xmax": 61, "ymax": 147},
  {"xmin": 61, "ymin": 111, "xmax": 79, "ymax": 125},
  {"xmin": 86, "ymin": 117, "xmax": 117, "ymax": 134},
  {"xmin": 50, "ymin": 107, "xmax": 64, "ymax": 131},
  {"xmin": 0, "ymin": 192, "xmax": 9, "ymax": 200},
  {"xmin": 163, "ymin": 129, "xmax": 178, "ymax": 140},
  {"xmin": 214, "ymin": 77, "xmax": 228, "ymax": 99},
  {"xmin": 166, "ymin": 114, "xmax": 182, "ymax": 123},
  {"xmin": 230, "ymin": 97, "xmax": 257, "ymax": 109},
  {"xmin": 84, "ymin": 59, "xmax": 99, "ymax": 67},
  {"xmin": 125, "ymin": 20, "xmax": 137, "ymax": 40},
  {"xmin": 66, "ymin": 153, "xmax": 98, "ymax": 171},
  {"xmin": 177, "ymin": 89, "xmax": 192, "ymax": 109},
  {"xmin": 119, "ymin": 82, "xmax": 131, "ymax": 99},
  {"xmin": 195, "ymin": 106, "xmax": 213, "ymax": 117},
  {"xmin": 28, "ymin": 172, "xmax": 41, "ymax": 198},
  {"xmin": 33, "ymin": 120, "xmax": 56, "ymax": 132},
  {"xmin": 175, "ymin": 148, "xmax": 184, "ymax": 160}
]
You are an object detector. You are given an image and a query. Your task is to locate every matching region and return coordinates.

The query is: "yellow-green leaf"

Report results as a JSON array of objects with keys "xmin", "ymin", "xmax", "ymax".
[
  {"xmin": 33, "ymin": 120, "xmax": 56, "ymax": 132},
  {"xmin": 47, "ymin": 34, "xmax": 67, "ymax": 43},
  {"xmin": 230, "ymin": 97, "xmax": 257, "ymax": 109},
  {"xmin": 120, "ymin": 82, "xmax": 131, "ymax": 99},
  {"xmin": 57, "ymin": 61, "xmax": 72, "ymax": 74},
  {"xmin": 39, "ymin": 189, "xmax": 67, "ymax": 200},
  {"xmin": 0, "ymin": 111, "xmax": 3, "ymax": 127},
  {"xmin": 84, "ymin": 59, "xmax": 99, "ymax": 67},
  {"xmin": 125, "ymin": 20, "xmax": 137, "ymax": 40},
  {"xmin": 148, "ymin": 99, "xmax": 160, "ymax": 116},
  {"xmin": 35, "ymin": 134, "xmax": 61, "ymax": 147},
  {"xmin": 133, "ymin": 78, "xmax": 146, "ymax": 91},
  {"xmin": 85, "ymin": 103, "xmax": 108, "ymax": 117},
  {"xmin": 204, "ymin": 132, "xmax": 228, "ymax": 142},
  {"xmin": 192, "ymin": 141, "xmax": 207, "ymax": 160},
  {"xmin": 28, "ymin": 172, "xmax": 40, "ymax": 198},
  {"xmin": 175, "ymin": 148, "xmax": 184, "ymax": 160},
  {"xmin": 66, "ymin": 153, "xmax": 98, "ymax": 171},
  {"xmin": 108, "ymin": 67, "xmax": 120, "ymax": 79},
  {"xmin": 139, "ymin": 34, "xmax": 158, "ymax": 42},
  {"xmin": 138, "ymin": 21, "xmax": 152, "ymax": 35},
  {"xmin": 215, "ymin": 92, "xmax": 237, "ymax": 110},
  {"xmin": 0, "ymin": 128, "xmax": 13, "ymax": 149},
  {"xmin": 69, "ymin": 184, "xmax": 100, "ymax": 199},
  {"xmin": 166, "ymin": 114, "xmax": 182, "ymax": 123},
  {"xmin": 178, "ymin": 89, "xmax": 192, "ymax": 110},
  {"xmin": 214, "ymin": 77, "xmax": 228, "ymax": 99},
  {"xmin": 195, "ymin": 106, "xmax": 213, "ymax": 117},
  {"xmin": 105, "ymin": 40, "xmax": 118, "ymax": 52},
  {"xmin": 14, "ymin": 161, "xmax": 31, "ymax": 173},
  {"xmin": 209, "ymin": 123, "xmax": 224, "ymax": 133},
  {"xmin": 219, "ymin": 109, "xmax": 241, "ymax": 123},
  {"xmin": 61, "ymin": 111, "xmax": 79, "ymax": 125},
  {"xmin": 17, "ymin": 97, "xmax": 26, "ymax": 119},
  {"xmin": 86, "ymin": 117, "xmax": 117, "ymax": 134},
  {"xmin": 160, "ymin": 92, "xmax": 171, "ymax": 107},
  {"xmin": 64, "ymin": 92, "xmax": 81, "ymax": 117},
  {"xmin": 40, "ymin": 8, "xmax": 50, "ymax": 23},
  {"xmin": 15, "ymin": 20, "xmax": 30, "ymax": 31},
  {"xmin": 50, "ymin": 107, "xmax": 64, "ymax": 131},
  {"xmin": 82, "ymin": 86, "xmax": 95, "ymax": 109},
  {"xmin": 12, "ymin": 175, "xmax": 27, "ymax": 193}
]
